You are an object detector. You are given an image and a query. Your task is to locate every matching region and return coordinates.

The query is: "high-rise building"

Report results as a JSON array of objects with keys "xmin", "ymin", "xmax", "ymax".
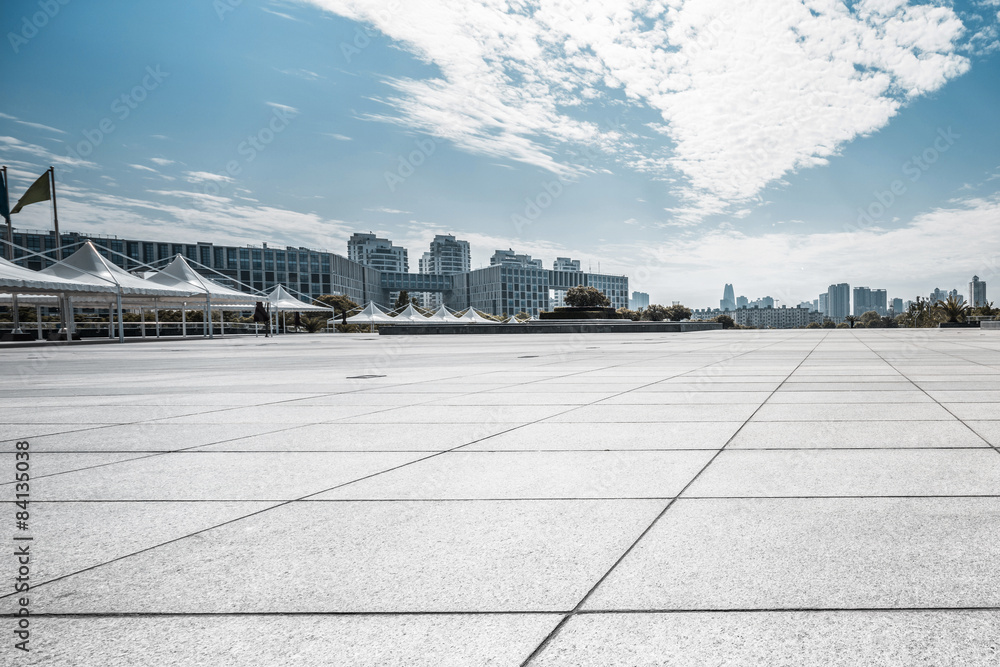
[
  {"xmin": 891, "ymin": 298, "xmax": 903, "ymax": 315},
  {"xmin": 929, "ymin": 287, "xmax": 948, "ymax": 304},
  {"xmin": 553, "ymin": 257, "xmax": 581, "ymax": 272},
  {"xmin": 736, "ymin": 295, "xmax": 749, "ymax": 309},
  {"xmin": 969, "ymin": 276, "xmax": 987, "ymax": 307},
  {"xmin": 630, "ymin": 291, "xmax": 650, "ymax": 310},
  {"xmin": 852, "ymin": 287, "xmax": 885, "ymax": 316},
  {"xmin": 490, "ymin": 249, "xmax": 543, "ymax": 268},
  {"xmin": 819, "ymin": 293, "xmax": 828, "ymax": 315},
  {"xmin": 720, "ymin": 284, "xmax": 736, "ymax": 311},
  {"xmin": 348, "ymin": 232, "xmax": 408, "ymax": 273},
  {"xmin": 418, "ymin": 234, "xmax": 470, "ymax": 307},
  {"xmin": 828, "ymin": 283, "xmax": 850, "ymax": 321}
]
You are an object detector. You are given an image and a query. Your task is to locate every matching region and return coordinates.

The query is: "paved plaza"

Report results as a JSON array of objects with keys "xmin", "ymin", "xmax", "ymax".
[{"xmin": 2, "ymin": 329, "xmax": 1000, "ymax": 665}]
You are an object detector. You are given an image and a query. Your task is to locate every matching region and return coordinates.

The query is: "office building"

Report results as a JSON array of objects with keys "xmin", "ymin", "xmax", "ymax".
[
  {"xmin": 969, "ymin": 276, "xmax": 987, "ymax": 307},
  {"xmin": 630, "ymin": 291, "xmax": 650, "ymax": 310},
  {"xmin": 818, "ymin": 293, "xmax": 828, "ymax": 315},
  {"xmin": 720, "ymin": 284, "xmax": 736, "ymax": 311},
  {"xmin": 827, "ymin": 283, "xmax": 850, "ymax": 322},
  {"xmin": 732, "ymin": 306, "xmax": 821, "ymax": 329},
  {"xmin": 891, "ymin": 298, "xmax": 904, "ymax": 315},
  {"xmin": 736, "ymin": 295, "xmax": 748, "ymax": 309},
  {"xmin": 853, "ymin": 287, "xmax": 887, "ymax": 316},
  {"xmin": 347, "ymin": 232, "xmax": 408, "ymax": 273},
  {"xmin": 418, "ymin": 234, "xmax": 470, "ymax": 307}
]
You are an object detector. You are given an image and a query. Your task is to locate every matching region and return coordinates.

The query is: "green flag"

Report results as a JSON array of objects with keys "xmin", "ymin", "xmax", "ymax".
[{"xmin": 11, "ymin": 171, "xmax": 50, "ymax": 214}]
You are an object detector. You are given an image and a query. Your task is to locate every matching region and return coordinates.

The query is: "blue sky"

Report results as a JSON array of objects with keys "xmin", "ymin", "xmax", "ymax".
[{"xmin": 2, "ymin": 0, "xmax": 999, "ymax": 308}]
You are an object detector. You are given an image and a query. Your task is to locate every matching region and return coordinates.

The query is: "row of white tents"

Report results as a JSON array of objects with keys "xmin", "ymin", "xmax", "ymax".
[
  {"xmin": 1, "ymin": 241, "xmax": 328, "ymax": 341},
  {"xmin": 2, "ymin": 240, "xmax": 526, "ymax": 341},
  {"xmin": 340, "ymin": 301, "xmax": 528, "ymax": 327}
]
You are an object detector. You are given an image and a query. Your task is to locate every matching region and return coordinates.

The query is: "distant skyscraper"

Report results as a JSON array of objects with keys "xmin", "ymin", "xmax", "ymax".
[
  {"xmin": 969, "ymin": 276, "xmax": 987, "ymax": 307},
  {"xmin": 828, "ymin": 283, "xmax": 850, "ymax": 321},
  {"xmin": 853, "ymin": 286, "xmax": 885, "ymax": 316},
  {"xmin": 630, "ymin": 291, "xmax": 650, "ymax": 309},
  {"xmin": 419, "ymin": 234, "xmax": 470, "ymax": 307},
  {"xmin": 929, "ymin": 287, "xmax": 948, "ymax": 304},
  {"xmin": 891, "ymin": 298, "xmax": 903, "ymax": 314},
  {"xmin": 819, "ymin": 292, "xmax": 828, "ymax": 315},
  {"xmin": 348, "ymin": 232, "xmax": 408, "ymax": 272},
  {"xmin": 720, "ymin": 284, "xmax": 736, "ymax": 311},
  {"xmin": 736, "ymin": 295, "xmax": 748, "ymax": 309}
]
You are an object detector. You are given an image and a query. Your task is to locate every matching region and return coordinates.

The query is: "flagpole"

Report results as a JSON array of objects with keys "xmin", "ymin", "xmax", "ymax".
[
  {"xmin": 1, "ymin": 166, "xmax": 11, "ymax": 259},
  {"xmin": 49, "ymin": 166, "xmax": 62, "ymax": 260}
]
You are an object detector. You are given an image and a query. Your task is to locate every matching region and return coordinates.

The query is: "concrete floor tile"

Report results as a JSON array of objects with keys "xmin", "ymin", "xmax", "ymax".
[
  {"xmin": 465, "ymin": 422, "xmax": 741, "ymax": 451},
  {"xmin": 751, "ymin": 403, "xmax": 954, "ymax": 421},
  {"xmin": 11, "ymin": 423, "xmax": 278, "ymax": 452},
  {"xmin": 29, "ymin": 614, "xmax": 562, "ymax": 667},
  {"xmin": 684, "ymin": 449, "xmax": 1000, "ymax": 497},
  {"xmin": 532, "ymin": 611, "xmax": 1000, "ymax": 667},
  {"xmin": 583, "ymin": 497, "xmax": 1000, "ymax": 610},
  {"xmin": 546, "ymin": 404, "xmax": 760, "ymax": 423},
  {"xmin": 728, "ymin": 421, "xmax": 988, "ymax": 448},
  {"xmin": 319, "ymin": 450, "xmax": 715, "ymax": 499},
  {"xmin": 35, "ymin": 452, "xmax": 424, "ymax": 500},
  {"xmin": 15, "ymin": 500, "xmax": 666, "ymax": 613}
]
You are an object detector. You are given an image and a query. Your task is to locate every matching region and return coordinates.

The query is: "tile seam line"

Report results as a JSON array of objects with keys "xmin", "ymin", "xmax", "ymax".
[{"xmin": 518, "ymin": 331, "xmax": 827, "ymax": 666}]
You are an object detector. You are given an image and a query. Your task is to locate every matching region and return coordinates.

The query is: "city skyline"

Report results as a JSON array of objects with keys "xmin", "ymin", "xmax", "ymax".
[{"xmin": 3, "ymin": 1, "xmax": 999, "ymax": 307}]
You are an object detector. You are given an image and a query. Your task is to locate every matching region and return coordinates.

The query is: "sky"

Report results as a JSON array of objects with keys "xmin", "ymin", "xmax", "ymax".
[{"xmin": 2, "ymin": 0, "xmax": 999, "ymax": 308}]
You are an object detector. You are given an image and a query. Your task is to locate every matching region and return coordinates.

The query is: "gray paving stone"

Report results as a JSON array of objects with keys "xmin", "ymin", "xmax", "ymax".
[
  {"xmin": 320, "ymin": 450, "xmax": 716, "ymax": 499},
  {"xmin": 728, "ymin": 421, "xmax": 988, "ymax": 448},
  {"xmin": 684, "ymin": 449, "xmax": 1000, "ymax": 496},
  {"xmin": 35, "ymin": 452, "xmax": 424, "ymax": 500},
  {"xmin": 583, "ymin": 497, "xmax": 1000, "ymax": 610},
  {"xmin": 464, "ymin": 422, "xmax": 741, "ymax": 450},
  {"xmin": 532, "ymin": 611, "xmax": 1000, "ymax": 667},
  {"xmin": 751, "ymin": 403, "xmax": 955, "ymax": 421},
  {"xmin": 13, "ymin": 500, "xmax": 666, "ymax": 613},
  {"xmin": 29, "ymin": 614, "xmax": 562, "ymax": 667}
]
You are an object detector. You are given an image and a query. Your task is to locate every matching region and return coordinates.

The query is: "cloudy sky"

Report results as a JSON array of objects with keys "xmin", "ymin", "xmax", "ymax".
[{"xmin": 3, "ymin": 0, "xmax": 999, "ymax": 307}]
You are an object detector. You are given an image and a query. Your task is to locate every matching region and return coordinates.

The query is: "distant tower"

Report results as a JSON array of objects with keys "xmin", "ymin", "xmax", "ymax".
[
  {"xmin": 970, "ymin": 275, "xmax": 987, "ymax": 308},
  {"xmin": 720, "ymin": 284, "xmax": 736, "ymax": 311}
]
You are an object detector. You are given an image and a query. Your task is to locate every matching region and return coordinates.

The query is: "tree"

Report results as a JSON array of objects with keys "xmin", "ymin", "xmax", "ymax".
[
  {"xmin": 616, "ymin": 307, "xmax": 641, "ymax": 321},
  {"xmin": 315, "ymin": 294, "xmax": 360, "ymax": 325},
  {"xmin": 836, "ymin": 322, "xmax": 850, "ymax": 328},
  {"xmin": 564, "ymin": 285, "xmax": 610, "ymax": 308},
  {"xmin": 642, "ymin": 304, "xmax": 669, "ymax": 321},
  {"xmin": 936, "ymin": 294, "xmax": 969, "ymax": 323},
  {"xmin": 822, "ymin": 319, "xmax": 836, "ymax": 328},
  {"xmin": 393, "ymin": 290, "xmax": 411, "ymax": 310},
  {"xmin": 712, "ymin": 314, "xmax": 735, "ymax": 329},
  {"xmin": 666, "ymin": 304, "xmax": 692, "ymax": 322},
  {"xmin": 844, "ymin": 315, "xmax": 858, "ymax": 328},
  {"xmin": 805, "ymin": 322, "xmax": 822, "ymax": 329},
  {"xmin": 859, "ymin": 310, "xmax": 882, "ymax": 328},
  {"xmin": 514, "ymin": 311, "xmax": 531, "ymax": 321},
  {"xmin": 300, "ymin": 315, "xmax": 327, "ymax": 333}
]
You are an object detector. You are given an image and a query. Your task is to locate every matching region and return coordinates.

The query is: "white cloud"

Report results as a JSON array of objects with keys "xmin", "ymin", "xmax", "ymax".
[
  {"xmin": 266, "ymin": 101, "xmax": 300, "ymax": 115},
  {"xmin": 364, "ymin": 207, "xmax": 412, "ymax": 214},
  {"xmin": 321, "ymin": 132, "xmax": 352, "ymax": 141},
  {"xmin": 129, "ymin": 164, "xmax": 158, "ymax": 173},
  {"xmin": 0, "ymin": 112, "xmax": 66, "ymax": 135},
  {"xmin": 149, "ymin": 157, "xmax": 176, "ymax": 166},
  {"xmin": 307, "ymin": 0, "xmax": 980, "ymax": 222},
  {"xmin": 184, "ymin": 171, "xmax": 234, "ymax": 184},
  {"xmin": 0, "ymin": 135, "xmax": 96, "ymax": 169}
]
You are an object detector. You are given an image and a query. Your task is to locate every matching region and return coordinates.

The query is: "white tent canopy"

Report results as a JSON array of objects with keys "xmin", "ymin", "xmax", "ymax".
[
  {"xmin": 0, "ymin": 256, "xmax": 117, "ymax": 295},
  {"xmin": 392, "ymin": 303, "xmax": 431, "ymax": 323},
  {"xmin": 341, "ymin": 301, "xmax": 395, "ymax": 324},
  {"xmin": 145, "ymin": 255, "xmax": 257, "ymax": 306},
  {"xmin": 39, "ymin": 242, "xmax": 193, "ymax": 299},
  {"xmin": 267, "ymin": 285, "xmax": 332, "ymax": 312},
  {"xmin": 455, "ymin": 307, "xmax": 496, "ymax": 324},
  {"xmin": 424, "ymin": 304, "xmax": 461, "ymax": 323}
]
